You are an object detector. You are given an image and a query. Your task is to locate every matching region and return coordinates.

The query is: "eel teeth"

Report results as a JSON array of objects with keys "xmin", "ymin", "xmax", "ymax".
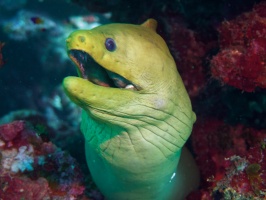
[{"xmin": 125, "ymin": 84, "xmax": 136, "ymax": 90}]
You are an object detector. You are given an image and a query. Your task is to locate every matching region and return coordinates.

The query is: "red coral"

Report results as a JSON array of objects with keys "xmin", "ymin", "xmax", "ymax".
[
  {"xmin": 0, "ymin": 121, "xmax": 89, "ymax": 199},
  {"xmin": 211, "ymin": 2, "xmax": 266, "ymax": 92},
  {"xmin": 165, "ymin": 15, "xmax": 216, "ymax": 97},
  {"xmin": 0, "ymin": 120, "xmax": 24, "ymax": 141},
  {"xmin": 188, "ymin": 118, "xmax": 266, "ymax": 199},
  {"xmin": 0, "ymin": 176, "xmax": 50, "ymax": 200},
  {"xmin": 212, "ymin": 144, "xmax": 266, "ymax": 198}
]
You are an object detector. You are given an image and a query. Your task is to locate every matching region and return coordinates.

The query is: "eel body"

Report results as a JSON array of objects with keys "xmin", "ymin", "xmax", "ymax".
[{"xmin": 63, "ymin": 19, "xmax": 199, "ymax": 200}]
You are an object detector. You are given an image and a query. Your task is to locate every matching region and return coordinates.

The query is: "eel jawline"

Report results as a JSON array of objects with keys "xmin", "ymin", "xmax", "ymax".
[{"xmin": 68, "ymin": 50, "xmax": 138, "ymax": 90}]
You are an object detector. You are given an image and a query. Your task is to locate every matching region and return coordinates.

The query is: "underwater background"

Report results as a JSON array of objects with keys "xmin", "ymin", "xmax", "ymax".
[{"xmin": 0, "ymin": 0, "xmax": 266, "ymax": 199}]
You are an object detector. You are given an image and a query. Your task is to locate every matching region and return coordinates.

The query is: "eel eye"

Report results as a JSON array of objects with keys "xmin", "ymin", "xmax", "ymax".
[{"xmin": 105, "ymin": 38, "xmax": 116, "ymax": 52}]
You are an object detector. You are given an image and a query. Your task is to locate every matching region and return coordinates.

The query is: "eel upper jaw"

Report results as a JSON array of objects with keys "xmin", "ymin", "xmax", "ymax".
[{"xmin": 68, "ymin": 50, "xmax": 140, "ymax": 90}]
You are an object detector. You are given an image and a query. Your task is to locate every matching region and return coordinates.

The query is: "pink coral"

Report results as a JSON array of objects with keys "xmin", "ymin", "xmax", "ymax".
[{"xmin": 211, "ymin": 2, "xmax": 266, "ymax": 92}]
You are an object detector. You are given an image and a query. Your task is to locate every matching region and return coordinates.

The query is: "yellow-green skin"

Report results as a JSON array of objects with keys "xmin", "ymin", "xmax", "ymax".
[{"xmin": 63, "ymin": 19, "xmax": 198, "ymax": 200}]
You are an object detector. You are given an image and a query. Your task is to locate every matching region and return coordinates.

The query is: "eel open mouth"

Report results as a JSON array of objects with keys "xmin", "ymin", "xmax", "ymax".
[{"xmin": 68, "ymin": 50, "xmax": 138, "ymax": 90}]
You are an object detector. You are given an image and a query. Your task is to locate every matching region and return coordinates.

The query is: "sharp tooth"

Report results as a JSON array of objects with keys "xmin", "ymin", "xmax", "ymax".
[{"xmin": 125, "ymin": 84, "xmax": 135, "ymax": 90}]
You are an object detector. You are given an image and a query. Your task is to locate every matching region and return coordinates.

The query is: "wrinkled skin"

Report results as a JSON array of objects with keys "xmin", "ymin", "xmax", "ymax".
[{"xmin": 63, "ymin": 19, "xmax": 199, "ymax": 200}]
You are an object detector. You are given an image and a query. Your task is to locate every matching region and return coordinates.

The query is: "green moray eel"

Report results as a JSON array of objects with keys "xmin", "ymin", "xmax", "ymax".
[{"xmin": 63, "ymin": 19, "xmax": 199, "ymax": 200}]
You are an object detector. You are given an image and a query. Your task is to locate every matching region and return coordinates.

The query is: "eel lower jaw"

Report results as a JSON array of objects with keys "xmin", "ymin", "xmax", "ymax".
[{"xmin": 68, "ymin": 50, "xmax": 140, "ymax": 91}]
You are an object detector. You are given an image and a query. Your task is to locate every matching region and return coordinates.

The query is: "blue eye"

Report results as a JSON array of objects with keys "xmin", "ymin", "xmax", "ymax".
[{"xmin": 105, "ymin": 38, "xmax": 116, "ymax": 52}]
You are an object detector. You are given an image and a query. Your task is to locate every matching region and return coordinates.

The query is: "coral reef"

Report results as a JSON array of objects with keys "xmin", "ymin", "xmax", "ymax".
[
  {"xmin": 1, "ymin": 0, "xmax": 266, "ymax": 199},
  {"xmin": 0, "ymin": 3, "xmax": 110, "ymax": 117},
  {"xmin": 187, "ymin": 118, "xmax": 266, "ymax": 199},
  {"xmin": 211, "ymin": 2, "xmax": 266, "ymax": 92},
  {"xmin": 0, "ymin": 120, "xmax": 89, "ymax": 200},
  {"xmin": 163, "ymin": 15, "xmax": 216, "ymax": 97}
]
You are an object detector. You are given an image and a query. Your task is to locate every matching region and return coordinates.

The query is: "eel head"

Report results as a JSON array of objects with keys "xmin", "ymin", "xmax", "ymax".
[{"xmin": 63, "ymin": 18, "xmax": 195, "ymax": 150}]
